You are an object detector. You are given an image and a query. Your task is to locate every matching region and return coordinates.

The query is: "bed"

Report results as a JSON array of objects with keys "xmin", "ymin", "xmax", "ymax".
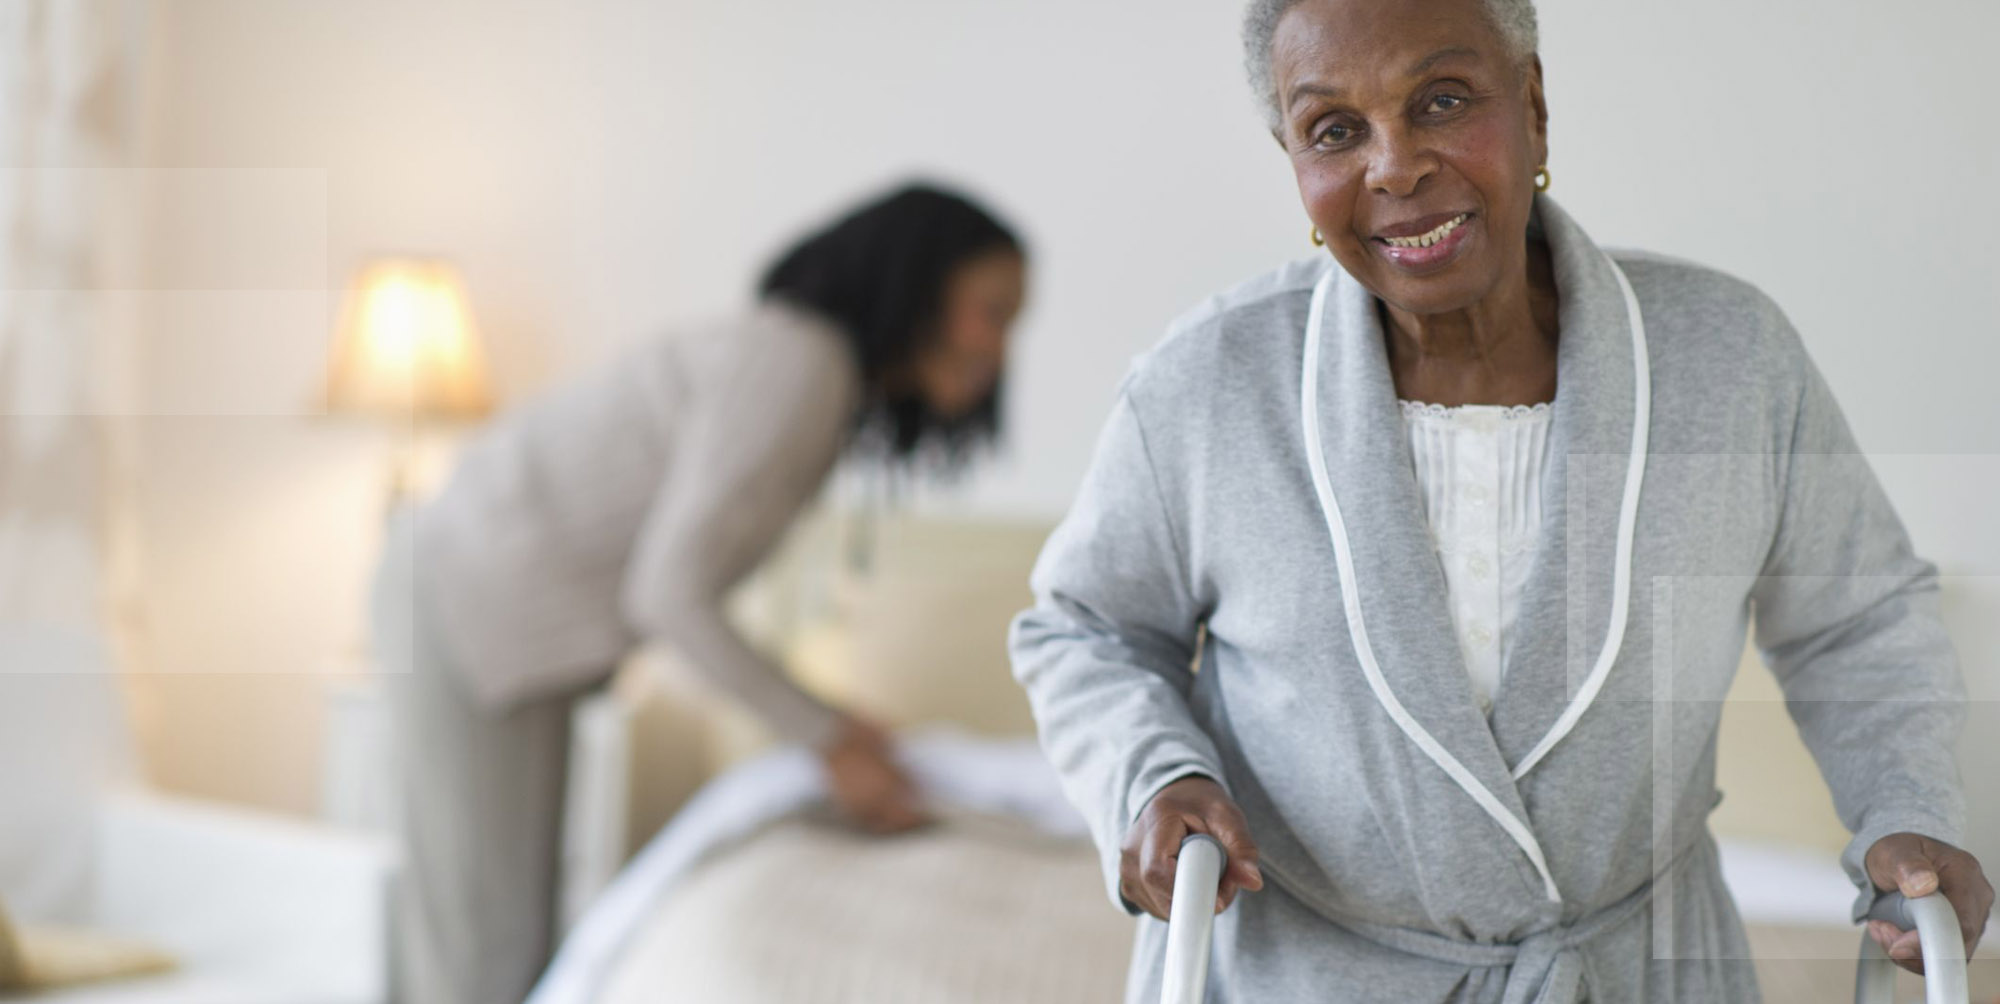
[{"xmin": 530, "ymin": 511, "xmax": 1997, "ymax": 1003}]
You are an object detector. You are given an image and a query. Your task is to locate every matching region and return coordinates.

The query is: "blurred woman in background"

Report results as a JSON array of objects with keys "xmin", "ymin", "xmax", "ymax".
[{"xmin": 372, "ymin": 182, "xmax": 1027, "ymax": 1004}]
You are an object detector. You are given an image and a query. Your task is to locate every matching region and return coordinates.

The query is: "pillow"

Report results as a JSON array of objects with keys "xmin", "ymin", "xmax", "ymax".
[{"xmin": 0, "ymin": 896, "xmax": 176, "ymax": 991}]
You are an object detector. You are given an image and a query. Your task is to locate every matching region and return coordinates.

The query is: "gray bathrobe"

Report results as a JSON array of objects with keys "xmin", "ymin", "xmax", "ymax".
[{"xmin": 1009, "ymin": 195, "xmax": 1965, "ymax": 1003}]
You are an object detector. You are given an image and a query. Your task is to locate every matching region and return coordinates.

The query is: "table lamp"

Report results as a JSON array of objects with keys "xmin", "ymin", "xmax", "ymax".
[{"xmin": 323, "ymin": 259, "xmax": 494, "ymax": 509}]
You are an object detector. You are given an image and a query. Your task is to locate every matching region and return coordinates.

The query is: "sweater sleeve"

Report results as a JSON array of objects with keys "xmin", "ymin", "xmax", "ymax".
[
  {"xmin": 1009, "ymin": 384, "xmax": 1225, "ymax": 913},
  {"xmin": 619, "ymin": 314, "xmax": 858, "ymax": 750},
  {"xmin": 1747, "ymin": 335, "xmax": 1967, "ymax": 923}
]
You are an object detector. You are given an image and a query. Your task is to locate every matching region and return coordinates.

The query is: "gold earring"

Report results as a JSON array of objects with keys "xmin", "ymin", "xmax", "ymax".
[
  {"xmin": 1310, "ymin": 226, "xmax": 1325, "ymax": 247},
  {"xmin": 1533, "ymin": 166, "xmax": 1552, "ymax": 192}
]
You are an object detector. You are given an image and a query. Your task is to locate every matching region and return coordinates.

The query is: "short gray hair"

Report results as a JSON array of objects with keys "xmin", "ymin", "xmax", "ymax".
[{"xmin": 1243, "ymin": 0, "xmax": 1540, "ymax": 131}]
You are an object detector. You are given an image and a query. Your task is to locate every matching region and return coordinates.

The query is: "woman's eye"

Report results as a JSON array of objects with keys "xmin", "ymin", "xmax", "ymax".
[
  {"xmin": 1426, "ymin": 94, "xmax": 1467, "ymax": 114},
  {"xmin": 1314, "ymin": 123, "xmax": 1354, "ymax": 148}
]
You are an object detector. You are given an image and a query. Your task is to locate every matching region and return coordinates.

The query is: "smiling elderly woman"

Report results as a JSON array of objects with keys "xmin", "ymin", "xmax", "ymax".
[{"xmin": 1008, "ymin": 1, "xmax": 1991, "ymax": 1001}]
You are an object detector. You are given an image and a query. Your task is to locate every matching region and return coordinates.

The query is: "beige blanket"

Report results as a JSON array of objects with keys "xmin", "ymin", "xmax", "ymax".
[{"xmin": 598, "ymin": 815, "xmax": 1130, "ymax": 1003}]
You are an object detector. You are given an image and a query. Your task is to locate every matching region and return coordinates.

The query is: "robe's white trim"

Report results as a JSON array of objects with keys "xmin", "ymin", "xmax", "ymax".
[
  {"xmin": 1508, "ymin": 260, "xmax": 1651, "ymax": 780},
  {"xmin": 1297, "ymin": 254, "xmax": 1651, "ymax": 905},
  {"xmin": 1299, "ymin": 270, "xmax": 1563, "ymax": 904}
]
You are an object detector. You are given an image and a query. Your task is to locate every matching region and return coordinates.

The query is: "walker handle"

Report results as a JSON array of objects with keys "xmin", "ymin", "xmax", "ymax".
[
  {"xmin": 1855, "ymin": 891, "xmax": 1969, "ymax": 1004},
  {"xmin": 1159, "ymin": 834, "xmax": 1226, "ymax": 1004}
]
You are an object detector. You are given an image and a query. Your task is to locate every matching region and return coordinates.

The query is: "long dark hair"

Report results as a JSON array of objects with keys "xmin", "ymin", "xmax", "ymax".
[{"xmin": 758, "ymin": 182, "xmax": 1023, "ymax": 470}]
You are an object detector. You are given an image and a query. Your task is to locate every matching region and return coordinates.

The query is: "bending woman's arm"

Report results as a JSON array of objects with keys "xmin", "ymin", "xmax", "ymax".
[{"xmin": 619, "ymin": 314, "xmax": 858, "ymax": 751}]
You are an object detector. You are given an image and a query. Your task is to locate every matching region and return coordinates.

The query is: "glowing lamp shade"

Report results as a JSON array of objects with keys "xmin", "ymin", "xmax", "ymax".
[{"xmin": 326, "ymin": 260, "xmax": 493, "ymax": 421}]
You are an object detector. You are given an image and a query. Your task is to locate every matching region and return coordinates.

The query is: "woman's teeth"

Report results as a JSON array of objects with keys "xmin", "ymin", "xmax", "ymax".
[{"xmin": 1382, "ymin": 214, "xmax": 1469, "ymax": 249}]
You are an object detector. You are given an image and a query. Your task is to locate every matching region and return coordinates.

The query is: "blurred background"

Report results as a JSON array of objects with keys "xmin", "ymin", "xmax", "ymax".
[{"xmin": 1, "ymin": 0, "xmax": 1995, "ymax": 1001}]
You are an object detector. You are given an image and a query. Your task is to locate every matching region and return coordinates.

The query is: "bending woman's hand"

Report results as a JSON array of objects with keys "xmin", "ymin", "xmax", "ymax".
[
  {"xmin": 1120, "ymin": 775, "xmax": 1264, "ymax": 920},
  {"xmin": 1864, "ymin": 832, "xmax": 1994, "ymax": 974},
  {"xmin": 818, "ymin": 715, "xmax": 929, "ymax": 835}
]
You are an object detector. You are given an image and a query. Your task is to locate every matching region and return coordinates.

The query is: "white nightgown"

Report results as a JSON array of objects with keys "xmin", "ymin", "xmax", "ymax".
[{"xmin": 1398, "ymin": 399, "xmax": 1553, "ymax": 714}]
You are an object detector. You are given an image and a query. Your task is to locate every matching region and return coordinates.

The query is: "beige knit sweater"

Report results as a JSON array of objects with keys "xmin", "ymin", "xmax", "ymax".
[{"xmin": 413, "ymin": 300, "xmax": 860, "ymax": 747}]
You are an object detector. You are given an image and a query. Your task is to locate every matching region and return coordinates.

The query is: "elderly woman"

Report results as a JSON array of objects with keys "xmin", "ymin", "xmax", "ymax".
[{"xmin": 1009, "ymin": 1, "xmax": 1989, "ymax": 1001}]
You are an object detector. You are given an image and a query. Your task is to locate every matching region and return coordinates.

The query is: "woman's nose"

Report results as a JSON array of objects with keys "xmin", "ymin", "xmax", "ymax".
[{"xmin": 1365, "ymin": 125, "xmax": 1438, "ymax": 198}]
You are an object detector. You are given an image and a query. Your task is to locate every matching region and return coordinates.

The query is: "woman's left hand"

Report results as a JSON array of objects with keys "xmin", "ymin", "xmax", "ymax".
[{"xmin": 1864, "ymin": 832, "xmax": 1995, "ymax": 973}]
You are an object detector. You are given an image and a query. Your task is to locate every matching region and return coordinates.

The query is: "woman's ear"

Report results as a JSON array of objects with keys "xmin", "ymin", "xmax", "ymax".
[{"xmin": 1525, "ymin": 56, "xmax": 1549, "ymax": 157}]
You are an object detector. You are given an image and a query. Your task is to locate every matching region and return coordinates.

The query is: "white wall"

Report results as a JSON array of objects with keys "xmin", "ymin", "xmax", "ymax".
[{"xmin": 131, "ymin": 0, "xmax": 1997, "ymax": 855}]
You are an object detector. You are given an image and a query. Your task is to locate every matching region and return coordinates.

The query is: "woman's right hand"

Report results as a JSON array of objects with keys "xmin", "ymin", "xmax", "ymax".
[
  {"xmin": 1120, "ymin": 775, "xmax": 1264, "ymax": 920},
  {"xmin": 818, "ymin": 715, "xmax": 928, "ymax": 835}
]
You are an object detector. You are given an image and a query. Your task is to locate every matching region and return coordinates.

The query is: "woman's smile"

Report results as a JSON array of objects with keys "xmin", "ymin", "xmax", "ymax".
[{"xmin": 1369, "ymin": 210, "xmax": 1477, "ymax": 273}]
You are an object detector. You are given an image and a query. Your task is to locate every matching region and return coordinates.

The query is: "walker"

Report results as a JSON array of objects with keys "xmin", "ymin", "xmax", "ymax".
[{"xmin": 1160, "ymin": 835, "xmax": 1972, "ymax": 1004}]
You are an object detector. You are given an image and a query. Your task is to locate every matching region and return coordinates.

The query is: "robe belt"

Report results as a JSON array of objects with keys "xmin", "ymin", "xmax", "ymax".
[{"xmin": 1267, "ymin": 835, "xmax": 1711, "ymax": 1004}]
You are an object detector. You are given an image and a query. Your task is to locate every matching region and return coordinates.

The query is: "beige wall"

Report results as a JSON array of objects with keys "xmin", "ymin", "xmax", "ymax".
[{"xmin": 127, "ymin": 0, "xmax": 598, "ymax": 812}]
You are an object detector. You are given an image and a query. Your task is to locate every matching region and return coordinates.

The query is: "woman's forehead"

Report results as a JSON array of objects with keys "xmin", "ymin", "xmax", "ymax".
[{"xmin": 1273, "ymin": 0, "xmax": 1504, "ymax": 92}]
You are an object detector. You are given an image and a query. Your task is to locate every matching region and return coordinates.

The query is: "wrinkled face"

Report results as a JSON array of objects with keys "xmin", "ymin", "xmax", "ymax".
[
  {"xmin": 912, "ymin": 249, "xmax": 1026, "ymax": 418},
  {"xmin": 1271, "ymin": 0, "xmax": 1547, "ymax": 317}
]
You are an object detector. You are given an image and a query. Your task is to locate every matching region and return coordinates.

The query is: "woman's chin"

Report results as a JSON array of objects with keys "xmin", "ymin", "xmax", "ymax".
[
  {"xmin": 1352, "ymin": 253, "xmax": 1499, "ymax": 318},
  {"xmin": 1365, "ymin": 271, "xmax": 1496, "ymax": 321}
]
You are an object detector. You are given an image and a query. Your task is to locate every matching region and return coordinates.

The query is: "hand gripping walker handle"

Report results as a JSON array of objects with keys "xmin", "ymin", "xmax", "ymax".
[
  {"xmin": 1159, "ymin": 834, "xmax": 1227, "ymax": 1004},
  {"xmin": 1855, "ymin": 890, "xmax": 1969, "ymax": 1004}
]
